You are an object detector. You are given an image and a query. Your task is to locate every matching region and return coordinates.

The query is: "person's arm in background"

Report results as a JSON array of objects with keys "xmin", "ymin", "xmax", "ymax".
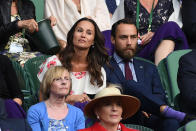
[
  {"xmin": 44, "ymin": 0, "xmax": 67, "ymax": 49},
  {"xmin": 0, "ymin": 10, "xmax": 21, "ymax": 47},
  {"xmin": 75, "ymin": 108, "xmax": 85, "ymax": 130},
  {"xmin": 27, "ymin": 105, "xmax": 42, "ymax": 131},
  {"xmin": 2, "ymin": 55, "xmax": 23, "ymax": 106}
]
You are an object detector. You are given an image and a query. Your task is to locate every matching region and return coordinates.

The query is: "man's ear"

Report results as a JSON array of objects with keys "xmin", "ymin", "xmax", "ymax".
[{"xmin": 111, "ymin": 36, "xmax": 115, "ymax": 45}]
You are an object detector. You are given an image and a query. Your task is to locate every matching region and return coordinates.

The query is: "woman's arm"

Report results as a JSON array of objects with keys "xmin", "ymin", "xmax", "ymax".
[
  {"xmin": 65, "ymin": 94, "xmax": 91, "ymax": 104},
  {"xmin": 76, "ymin": 110, "xmax": 85, "ymax": 130},
  {"xmin": 140, "ymin": 32, "xmax": 154, "ymax": 45},
  {"xmin": 44, "ymin": 0, "xmax": 68, "ymax": 42},
  {"xmin": 27, "ymin": 105, "xmax": 42, "ymax": 131},
  {"xmin": 13, "ymin": 98, "xmax": 23, "ymax": 106}
]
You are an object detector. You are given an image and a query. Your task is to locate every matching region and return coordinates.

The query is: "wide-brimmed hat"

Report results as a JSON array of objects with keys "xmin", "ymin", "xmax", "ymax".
[{"xmin": 84, "ymin": 87, "xmax": 141, "ymax": 119}]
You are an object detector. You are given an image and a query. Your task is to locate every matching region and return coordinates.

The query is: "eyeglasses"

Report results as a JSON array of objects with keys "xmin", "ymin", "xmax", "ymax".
[{"xmin": 53, "ymin": 77, "xmax": 71, "ymax": 83}]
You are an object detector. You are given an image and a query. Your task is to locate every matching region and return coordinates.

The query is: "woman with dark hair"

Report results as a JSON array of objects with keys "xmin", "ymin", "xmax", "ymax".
[
  {"xmin": 44, "ymin": 0, "xmax": 111, "ymax": 48},
  {"xmin": 37, "ymin": 17, "xmax": 109, "ymax": 107}
]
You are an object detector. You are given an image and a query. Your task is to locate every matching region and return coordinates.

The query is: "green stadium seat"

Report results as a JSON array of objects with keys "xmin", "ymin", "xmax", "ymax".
[
  {"xmin": 134, "ymin": 56, "xmax": 154, "ymax": 64},
  {"xmin": 11, "ymin": 60, "xmax": 31, "ymax": 111},
  {"xmin": 30, "ymin": 0, "xmax": 45, "ymax": 22},
  {"xmin": 23, "ymin": 55, "xmax": 50, "ymax": 105},
  {"xmin": 177, "ymin": 120, "xmax": 196, "ymax": 131},
  {"xmin": 184, "ymin": 120, "xmax": 196, "ymax": 131},
  {"xmin": 125, "ymin": 124, "xmax": 154, "ymax": 131},
  {"xmin": 157, "ymin": 49, "xmax": 192, "ymax": 108}
]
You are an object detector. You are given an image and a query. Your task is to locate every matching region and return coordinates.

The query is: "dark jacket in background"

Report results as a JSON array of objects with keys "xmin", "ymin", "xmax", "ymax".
[
  {"xmin": 0, "ymin": 55, "xmax": 23, "ymax": 100},
  {"xmin": 178, "ymin": 50, "xmax": 196, "ymax": 115},
  {"xmin": 0, "ymin": 98, "xmax": 32, "ymax": 131},
  {"xmin": 0, "ymin": 0, "xmax": 36, "ymax": 50},
  {"xmin": 182, "ymin": 0, "xmax": 196, "ymax": 48}
]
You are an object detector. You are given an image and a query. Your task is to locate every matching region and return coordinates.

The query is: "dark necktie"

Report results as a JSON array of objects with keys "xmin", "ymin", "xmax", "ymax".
[{"xmin": 124, "ymin": 61, "xmax": 133, "ymax": 80}]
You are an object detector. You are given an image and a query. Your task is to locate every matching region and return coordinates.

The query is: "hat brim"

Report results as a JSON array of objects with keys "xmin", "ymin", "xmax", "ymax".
[{"xmin": 84, "ymin": 94, "xmax": 140, "ymax": 119}]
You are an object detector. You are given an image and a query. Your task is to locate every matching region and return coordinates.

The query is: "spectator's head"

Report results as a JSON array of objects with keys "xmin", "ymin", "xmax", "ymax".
[
  {"xmin": 40, "ymin": 66, "xmax": 71, "ymax": 100},
  {"xmin": 111, "ymin": 18, "xmax": 138, "ymax": 61},
  {"xmin": 84, "ymin": 84, "xmax": 140, "ymax": 125},
  {"xmin": 60, "ymin": 17, "xmax": 109, "ymax": 87}
]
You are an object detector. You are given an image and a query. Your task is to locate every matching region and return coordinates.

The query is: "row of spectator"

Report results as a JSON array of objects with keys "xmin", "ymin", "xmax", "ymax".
[{"xmin": 1, "ymin": 0, "xmax": 196, "ymax": 131}]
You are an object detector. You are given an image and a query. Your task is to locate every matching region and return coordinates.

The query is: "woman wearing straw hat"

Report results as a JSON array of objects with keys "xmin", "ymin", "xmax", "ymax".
[{"xmin": 79, "ymin": 84, "xmax": 141, "ymax": 131}]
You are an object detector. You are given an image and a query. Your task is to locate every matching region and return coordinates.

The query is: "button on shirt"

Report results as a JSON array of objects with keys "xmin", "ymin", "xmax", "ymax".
[{"xmin": 113, "ymin": 52, "xmax": 137, "ymax": 82}]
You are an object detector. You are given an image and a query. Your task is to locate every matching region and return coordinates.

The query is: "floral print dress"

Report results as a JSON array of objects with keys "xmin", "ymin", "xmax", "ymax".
[{"xmin": 124, "ymin": 0, "xmax": 174, "ymax": 35}]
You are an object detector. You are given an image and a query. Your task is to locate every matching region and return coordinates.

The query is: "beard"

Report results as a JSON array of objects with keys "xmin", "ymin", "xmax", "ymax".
[{"xmin": 115, "ymin": 46, "xmax": 137, "ymax": 61}]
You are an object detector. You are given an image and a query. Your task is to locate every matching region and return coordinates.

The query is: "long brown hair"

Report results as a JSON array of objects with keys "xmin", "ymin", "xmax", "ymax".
[{"xmin": 59, "ymin": 17, "xmax": 109, "ymax": 87}]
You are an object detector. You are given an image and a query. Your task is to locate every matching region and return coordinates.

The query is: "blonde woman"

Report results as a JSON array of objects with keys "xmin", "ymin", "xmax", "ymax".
[{"xmin": 27, "ymin": 66, "xmax": 85, "ymax": 131}]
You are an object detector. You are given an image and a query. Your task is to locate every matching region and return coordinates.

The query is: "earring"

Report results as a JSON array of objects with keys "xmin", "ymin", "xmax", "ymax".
[
  {"xmin": 97, "ymin": 115, "xmax": 100, "ymax": 119},
  {"xmin": 91, "ymin": 45, "xmax": 95, "ymax": 48}
]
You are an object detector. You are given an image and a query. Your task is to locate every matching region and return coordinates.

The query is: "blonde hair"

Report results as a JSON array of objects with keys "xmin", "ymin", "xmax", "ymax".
[{"xmin": 40, "ymin": 66, "xmax": 71, "ymax": 100}]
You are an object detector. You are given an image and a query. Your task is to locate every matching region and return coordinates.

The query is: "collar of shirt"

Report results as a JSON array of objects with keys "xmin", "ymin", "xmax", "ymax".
[
  {"xmin": 113, "ymin": 52, "xmax": 133, "ymax": 64},
  {"xmin": 113, "ymin": 52, "xmax": 137, "ymax": 82}
]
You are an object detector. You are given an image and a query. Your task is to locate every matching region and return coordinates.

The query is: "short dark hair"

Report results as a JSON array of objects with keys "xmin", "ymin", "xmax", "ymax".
[{"xmin": 111, "ymin": 18, "xmax": 138, "ymax": 38}]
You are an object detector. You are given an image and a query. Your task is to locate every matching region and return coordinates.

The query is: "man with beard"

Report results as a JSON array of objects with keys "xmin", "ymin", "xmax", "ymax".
[{"xmin": 104, "ymin": 18, "xmax": 196, "ymax": 131}]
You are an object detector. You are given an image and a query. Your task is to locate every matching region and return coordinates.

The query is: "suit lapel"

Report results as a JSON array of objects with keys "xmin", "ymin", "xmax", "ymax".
[
  {"xmin": 110, "ymin": 57, "xmax": 145, "ymax": 83},
  {"xmin": 110, "ymin": 57, "xmax": 125, "ymax": 82},
  {"xmin": 133, "ymin": 58, "xmax": 145, "ymax": 83}
]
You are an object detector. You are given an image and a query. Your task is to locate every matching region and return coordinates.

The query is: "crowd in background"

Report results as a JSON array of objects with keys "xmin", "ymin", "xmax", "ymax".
[{"xmin": 0, "ymin": 0, "xmax": 196, "ymax": 131}]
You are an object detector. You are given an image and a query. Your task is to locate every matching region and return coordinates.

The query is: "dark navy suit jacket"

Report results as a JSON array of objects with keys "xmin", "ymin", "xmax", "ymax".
[{"xmin": 104, "ymin": 57, "xmax": 167, "ymax": 115}]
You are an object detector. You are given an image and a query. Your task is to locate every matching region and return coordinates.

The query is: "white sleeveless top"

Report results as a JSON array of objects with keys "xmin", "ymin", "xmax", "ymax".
[{"xmin": 37, "ymin": 55, "xmax": 106, "ymax": 95}]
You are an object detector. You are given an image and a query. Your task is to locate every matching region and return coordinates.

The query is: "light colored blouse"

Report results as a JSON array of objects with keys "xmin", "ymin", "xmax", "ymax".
[
  {"xmin": 37, "ymin": 55, "xmax": 106, "ymax": 95},
  {"xmin": 45, "ymin": 0, "xmax": 111, "ymax": 42}
]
